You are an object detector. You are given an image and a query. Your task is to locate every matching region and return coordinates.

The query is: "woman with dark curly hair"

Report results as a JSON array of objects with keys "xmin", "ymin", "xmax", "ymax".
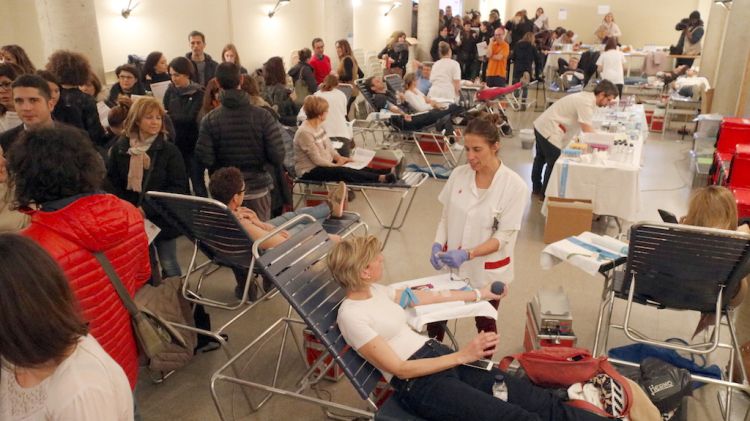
[
  {"xmin": 0, "ymin": 44, "xmax": 35, "ymax": 74},
  {"xmin": 45, "ymin": 50, "xmax": 105, "ymax": 145},
  {"xmin": 263, "ymin": 56, "xmax": 297, "ymax": 126},
  {"xmin": 0, "ymin": 234, "xmax": 133, "ymax": 420},
  {"xmin": 6, "ymin": 126, "xmax": 151, "ymax": 391}
]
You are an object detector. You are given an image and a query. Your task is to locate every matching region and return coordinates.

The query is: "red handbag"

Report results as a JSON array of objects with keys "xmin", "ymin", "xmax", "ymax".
[{"xmin": 499, "ymin": 347, "xmax": 632, "ymax": 419}]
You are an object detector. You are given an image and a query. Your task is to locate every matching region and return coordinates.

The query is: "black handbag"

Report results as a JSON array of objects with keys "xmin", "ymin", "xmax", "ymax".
[{"xmin": 638, "ymin": 357, "xmax": 692, "ymax": 413}]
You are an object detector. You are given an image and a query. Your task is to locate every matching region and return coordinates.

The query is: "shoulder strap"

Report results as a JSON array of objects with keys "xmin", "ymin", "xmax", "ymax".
[{"xmin": 93, "ymin": 252, "xmax": 139, "ymax": 318}]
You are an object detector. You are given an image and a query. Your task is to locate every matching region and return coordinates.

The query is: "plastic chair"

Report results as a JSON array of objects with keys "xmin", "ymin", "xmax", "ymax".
[{"xmin": 596, "ymin": 222, "xmax": 750, "ymax": 420}]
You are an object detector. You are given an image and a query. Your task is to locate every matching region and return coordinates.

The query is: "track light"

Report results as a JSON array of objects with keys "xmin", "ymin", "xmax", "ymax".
[
  {"xmin": 269, "ymin": 0, "xmax": 291, "ymax": 18},
  {"xmin": 384, "ymin": 1, "xmax": 402, "ymax": 16},
  {"xmin": 121, "ymin": 0, "xmax": 139, "ymax": 19}
]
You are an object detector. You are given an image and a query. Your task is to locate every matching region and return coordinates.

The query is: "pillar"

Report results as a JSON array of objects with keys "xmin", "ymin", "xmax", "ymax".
[
  {"xmin": 417, "ymin": 0, "xmax": 439, "ymax": 61},
  {"xmin": 711, "ymin": 0, "xmax": 750, "ymax": 115},
  {"xmin": 324, "ymin": 0, "xmax": 354, "ymax": 69},
  {"xmin": 34, "ymin": 0, "xmax": 106, "ymax": 80},
  {"xmin": 698, "ymin": 3, "xmax": 729, "ymax": 89}
]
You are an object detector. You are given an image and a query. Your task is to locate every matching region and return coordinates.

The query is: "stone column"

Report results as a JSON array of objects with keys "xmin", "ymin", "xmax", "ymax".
[
  {"xmin": 35, "ymin": 0, "xmax": 106, "ymax": 80},
  {"xmin": 698, "ymin": 3, "xmax": 729, "ymax": 89},
  {"xmin": 417, "ymin": 0, "xmax": 439, "ymax": 61},
  {"xmin": 324, "ymin": 0, "xmax": 354, "ymax": 69},
  {"xmin": 711, "ymin": 0, "xmax": 750, "ymax": 115}
]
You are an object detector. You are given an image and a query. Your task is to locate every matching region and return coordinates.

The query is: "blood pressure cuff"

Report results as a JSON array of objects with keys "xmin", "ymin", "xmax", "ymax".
[{"xmin": 638, "ymin": 357, "xmax": 692, "ymax": 413}]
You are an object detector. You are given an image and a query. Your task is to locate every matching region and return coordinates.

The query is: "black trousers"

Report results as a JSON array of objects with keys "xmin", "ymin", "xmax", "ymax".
[
  {"xmin": 531, "ymin": 129, "xmax": 561, "ymax": 195},
  {"xmin": 301, "ymin": 166, "xmax": 389, "ymax": 184}
]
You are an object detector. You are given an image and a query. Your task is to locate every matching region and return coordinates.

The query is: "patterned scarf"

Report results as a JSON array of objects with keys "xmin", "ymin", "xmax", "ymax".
[{"xmin": 126, "ymin": 131, "xmax": 157, "ymax": 193}]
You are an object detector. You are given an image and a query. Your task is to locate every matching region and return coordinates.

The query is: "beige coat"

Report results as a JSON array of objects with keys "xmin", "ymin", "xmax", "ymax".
[{"xmin": 0, "ymin": 182, "xmax": 29, "ymax": 233}]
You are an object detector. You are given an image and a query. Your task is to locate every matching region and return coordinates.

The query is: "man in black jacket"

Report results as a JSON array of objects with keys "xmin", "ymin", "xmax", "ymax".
[
  {"xmin": 195, "ymin": 62, "xmax": 284, "ymax": 222},
  {"xmin": 185, "ymin": 30, "xmax": 219, "ymax": 86},
  {"xmin": 0, "ymin": 74, "xmax": 57, "ymax": 151}
]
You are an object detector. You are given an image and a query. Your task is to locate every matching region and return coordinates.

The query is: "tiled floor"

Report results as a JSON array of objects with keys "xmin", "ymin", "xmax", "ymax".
[{"xmin": 136, "ymin": 108, "xmax": 743, "ymax": 420}]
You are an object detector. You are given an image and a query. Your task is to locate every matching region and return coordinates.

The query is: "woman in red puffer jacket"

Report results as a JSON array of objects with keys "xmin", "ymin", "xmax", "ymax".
[{"xmin": 6, "ymin": 126, "xmax": 151, "ymax": 390}]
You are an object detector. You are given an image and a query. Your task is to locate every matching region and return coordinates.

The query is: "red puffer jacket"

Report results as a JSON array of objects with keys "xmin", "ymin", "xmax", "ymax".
[{"xmin": 23, "ymin": 193, "xmax": 151, "ymax": 390}]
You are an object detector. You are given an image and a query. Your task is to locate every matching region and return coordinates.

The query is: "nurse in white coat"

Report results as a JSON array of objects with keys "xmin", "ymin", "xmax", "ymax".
[{"xmin": 429, "ymin": 116, "xmax": 529, "ymax": 337}]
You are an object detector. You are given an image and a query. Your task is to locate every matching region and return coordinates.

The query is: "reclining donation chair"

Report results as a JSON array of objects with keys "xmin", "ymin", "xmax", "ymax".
[
  {"xmin": 354, "ymin": 78, "xmax": 461, "ymax": 178},
  {"xmin": 596, "ymin": 222, "xmax": 750, "ymax": 420},
  {"xmin": 144, "ymin": 192, "xmax": 366, "ymax": 357},
  {"xmin": 210, "ymin": 220, "xmax": 425, "ymax": 420}
]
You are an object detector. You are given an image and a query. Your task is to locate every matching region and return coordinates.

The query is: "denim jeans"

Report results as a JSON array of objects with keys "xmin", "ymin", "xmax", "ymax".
[
  {"xmin": 532, "ymin": 129, "xmax": 561, "ymax": 196},
  {"xmin": 154, "ymin": 237, "xmax": 181, "ymax": 278},
  {"xmin": 268, "ymin": 203, "xmax": 330, "ymax": 236},
  {"xmin": 390, "ymin": 340, "xmax": 607, "ymax": 421}
]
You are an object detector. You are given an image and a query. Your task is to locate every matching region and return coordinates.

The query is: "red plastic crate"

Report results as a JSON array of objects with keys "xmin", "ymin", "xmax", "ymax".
[
  {"xmin": 303, "ymin": 328, "xmax": 344, "ymax": 381},
  {"xmin": 716, "ymin": 117, "xmax": 750, "ymax": 155},
  {"xmin": 728, "ymin": 145, "xmax": 750, "ymax": 189}
]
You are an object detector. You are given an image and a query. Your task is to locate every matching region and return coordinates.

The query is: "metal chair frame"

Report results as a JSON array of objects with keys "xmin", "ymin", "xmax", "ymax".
[
  {"xmin": 210, "ymin": 222, "xmax": 386, "ymax": 420},
  {"xmin": 293, "ymin": 172, "xmax": 429, "ymax": 249},
  {"xmin": 594, "ymin": 222, "xmax": 750, "ymax": 420}
]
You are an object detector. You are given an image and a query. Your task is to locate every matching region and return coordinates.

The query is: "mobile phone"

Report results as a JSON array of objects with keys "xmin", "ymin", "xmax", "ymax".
[
  {"xmin": 658, "ymin": 209, "xmax": 678, "ymax": 224},
  {"xmin": 463, "ymin": 359, "xmax": 494, "ymax": 371}
]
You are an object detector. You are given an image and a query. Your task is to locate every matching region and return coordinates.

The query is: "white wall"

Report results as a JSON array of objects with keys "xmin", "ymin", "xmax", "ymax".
[
  {"xmin": 0, "ymin": 0, "xmax": 45, "ymax": 67},
  {"xmin": 93, "ymin": 0, "xmax": 231, "ymax": 74},
  {"xmin": 353, "ymin": 0, "xmax": 412, "ymax": 56}
]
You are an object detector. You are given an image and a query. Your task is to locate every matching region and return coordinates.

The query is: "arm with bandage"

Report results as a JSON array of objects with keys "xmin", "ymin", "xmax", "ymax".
[{"xmin": 392, "ymin": 282, "xmax": 506, "ymax": 308}]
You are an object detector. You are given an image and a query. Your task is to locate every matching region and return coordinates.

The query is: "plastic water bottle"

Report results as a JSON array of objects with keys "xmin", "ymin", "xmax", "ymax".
[{"xmin": 492, "ymin": 374, "xmax": 508, "ymax": 401}]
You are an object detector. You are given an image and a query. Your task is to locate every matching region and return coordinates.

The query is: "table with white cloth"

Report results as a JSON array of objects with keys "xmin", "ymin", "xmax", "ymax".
[{"xmin": 542, "ymin": 105, "xmax": 648, "ymax": 222}]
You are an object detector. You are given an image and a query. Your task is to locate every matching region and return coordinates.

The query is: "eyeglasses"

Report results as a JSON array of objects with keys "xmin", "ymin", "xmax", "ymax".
[{"xmin": 0, "ymin": 82, "xmax": 11, "ymax": 90}]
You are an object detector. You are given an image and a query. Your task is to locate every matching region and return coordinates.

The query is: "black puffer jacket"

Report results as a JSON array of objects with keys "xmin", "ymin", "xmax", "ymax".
[
  {"xmin": 106, "ymin": 133, "xmax": 188, "ymax": 240},
  {"xmin": 195, "ymin": 89, "xmax": 285, "ymax": 192},
  {"xmin": 163, "ymin": 82, "xmax": 204, "ymax": 163}
]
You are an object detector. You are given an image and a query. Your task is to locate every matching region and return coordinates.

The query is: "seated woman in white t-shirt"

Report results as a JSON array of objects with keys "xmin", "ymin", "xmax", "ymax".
[
  {"xmin": 428, "ymin": 41, "xmax": 462, "ymax": 103},
  {"xmin": 595, "ymin": 38, "xmax": 626, "ymax": 98},
  {"xmin": 0, "ymin": 234, "xmax": 133, "ymax": 421},
  {"xmin": 403, "ymin": 72, "xmax": 463, "ymax": 117},
  {"xmin": 329, "ymin": 235, "xmax": 609, "ymax": 421}
]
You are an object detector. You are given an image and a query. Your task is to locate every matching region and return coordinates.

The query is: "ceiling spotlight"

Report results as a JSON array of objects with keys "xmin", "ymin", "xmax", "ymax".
[
  {"xmin": 269, "ymin": 0, "xmax": 291, "ymax": 18},
  {"xmin": 384, "ymin": 1, "xmax": 402, "ymax": 16},
  {"xmin": 121, "ymin": 0, "xmax": 139, "ymax": 19}
]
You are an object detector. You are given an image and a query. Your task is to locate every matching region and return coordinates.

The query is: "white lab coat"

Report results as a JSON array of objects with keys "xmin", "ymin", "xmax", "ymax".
[{"xmin": 434, "ymin": 164, "xmax": 529, "ymax": 288}]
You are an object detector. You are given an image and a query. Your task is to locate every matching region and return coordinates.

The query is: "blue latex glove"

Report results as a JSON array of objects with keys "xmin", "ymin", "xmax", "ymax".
[
  {"xmin": 430, "ymin": 242, "xmax": 445, "ymax": 270},
  {"xmin": 439, "ymin": 249, "xmax": 469, "ymax": 268}
]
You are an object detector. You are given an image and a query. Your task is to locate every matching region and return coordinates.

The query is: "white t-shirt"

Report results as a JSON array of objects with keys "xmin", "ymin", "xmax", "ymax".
[
  {"xmin": 337, "ymin": 284, "xmax": 428, "ymax": 382},
  {"xmin": 0, "ymin": 111, "xmax": 22, "ymax": 133},
  {"xmin": 533, "ymin": 91, "xmax": 597, "ymax": 150},
  {"xmin": 404, "ymin": 89, "xmax": 432, "ymax": 113},
  {"xmin": 596, "ymin": 50, "xmax": 626, "ymax": 85},
  {"xmin": 297, "ymin": 89, "xmax": 352, "ymax": 140},
  {"xmin": 428, "ymin": 58, "xmax": 461, "ymax": 102},
  {"xmin": 0, "ymin": 335, "xmax": 133, "ymax": 421}
]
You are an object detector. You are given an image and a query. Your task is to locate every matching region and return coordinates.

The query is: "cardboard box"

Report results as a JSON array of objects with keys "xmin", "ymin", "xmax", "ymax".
[{"xmin": 543, "ymin": 198, "xmax": 593, "ymax": 244}]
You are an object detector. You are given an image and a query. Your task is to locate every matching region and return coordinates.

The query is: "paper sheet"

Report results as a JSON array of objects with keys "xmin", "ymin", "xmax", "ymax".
[
  {"xmin": 144, "ymin": 218, "xmax": 161, "ymax": 244},
  {"xmin": 476, "ymin": 41, "xmax": 488, "ymax": 57},
  {"xmin": 149, "ymin": 81, "xmax": 171, "ymax": 103},
  {"xmin": 343, "ymin": 147, "xmax": 376, "ymax": 169},
  {"xmin": 390, "ymin": 274, "xmax": 498, "ymax": 332},
  {"xmin": 97, "ymin": 101, "xmax": 111, "ymax": 128},
  {"xmin": 558, "ymin": 8, "xmax": 567, "ymax": 20}
]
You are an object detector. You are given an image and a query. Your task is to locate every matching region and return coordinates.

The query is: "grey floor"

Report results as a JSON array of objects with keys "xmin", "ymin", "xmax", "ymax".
[{"xmin": 136, "ymin": 106, "xmax": 745, "ymax": 420}]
